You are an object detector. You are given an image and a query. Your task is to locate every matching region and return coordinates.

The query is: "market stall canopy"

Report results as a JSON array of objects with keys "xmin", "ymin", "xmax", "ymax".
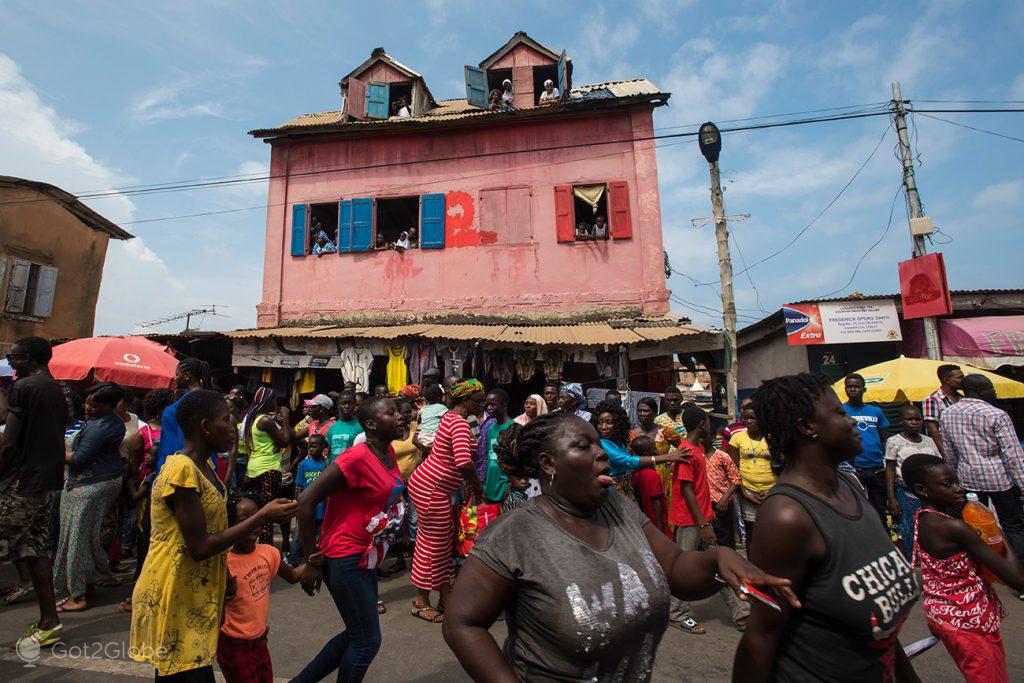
[
  {"xmin": 938, "ymin": 315, "xmax": 1024, "ymax": 370},
  {"xmin": 832, "ymin": 355, "xmax": 1024, "ymax": 403},
  {"xmin": 50, "ymin": 336, "xmax": 179, "ymax": 390}
]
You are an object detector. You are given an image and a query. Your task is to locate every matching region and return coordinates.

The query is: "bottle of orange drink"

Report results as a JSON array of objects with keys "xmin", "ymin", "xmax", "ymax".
[{"xmin": 962, "ymin": 493, "xmax": 1005, "ymax": 584}]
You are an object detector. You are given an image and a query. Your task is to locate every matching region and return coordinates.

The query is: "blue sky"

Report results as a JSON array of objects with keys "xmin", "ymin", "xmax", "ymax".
[{"xmin": 1, "ymin": 0, "xmax": 1021, "ymax": 333}]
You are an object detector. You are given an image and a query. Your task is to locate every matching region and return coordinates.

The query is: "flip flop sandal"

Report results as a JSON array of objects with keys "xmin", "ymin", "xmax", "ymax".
[
  {"xmin": 0, "ymin": 586, "xmax": 33, "ymax": 607},
  {"xmin": 410, "ymin": 604, "xmax": 444, "ymax": 623},
  {"xmin": 56, "ymin": 598, "xmax": 88, "ymax": 613},
  {"xmin": 377, "ymin": 600, "xmax": 387, "ymax": 614},
  {"xmin": 670, "ymin": 616, "xmax": 705, "ymax": 634},
  {"xmin": 117, "ymin": 598, "xmax": 133, "ymax": 614}
]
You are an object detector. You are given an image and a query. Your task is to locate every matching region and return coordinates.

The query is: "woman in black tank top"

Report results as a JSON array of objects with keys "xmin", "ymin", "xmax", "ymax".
[{"xmin": 734, "ymin": 374, "xmax": 921, "ymax": 683}]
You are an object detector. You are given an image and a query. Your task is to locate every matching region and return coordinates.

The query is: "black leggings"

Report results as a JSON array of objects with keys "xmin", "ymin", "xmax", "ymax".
[{"xmin": 155, "ymin": 665, "xmax": 214, "ymax": 682}]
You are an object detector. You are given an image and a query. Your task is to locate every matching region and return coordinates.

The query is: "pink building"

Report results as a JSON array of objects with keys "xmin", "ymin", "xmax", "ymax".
[{"xmin": 250, "ymin": 32, "xmax": 674, "ymax": 328}]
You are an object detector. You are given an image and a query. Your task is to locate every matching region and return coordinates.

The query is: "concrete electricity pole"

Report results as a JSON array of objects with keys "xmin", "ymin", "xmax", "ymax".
[
  {"xmin": 697, "ymin": 123, "xmax": 739, "ymax": 419},
  {"xmin": 891, "ymin": 82, "xmax": 942, "ymax": 360}
]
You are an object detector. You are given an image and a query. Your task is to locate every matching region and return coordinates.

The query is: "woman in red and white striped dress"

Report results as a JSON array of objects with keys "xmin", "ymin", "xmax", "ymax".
[{"xmin": 407, "ymin": 379, "xmax": 485, "ymax": 623}]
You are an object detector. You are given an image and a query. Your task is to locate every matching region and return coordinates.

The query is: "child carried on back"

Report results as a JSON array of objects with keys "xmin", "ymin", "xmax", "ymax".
[{"xmin": 902, "ymin": 453, "xmax": 1024, "ymax": 683}]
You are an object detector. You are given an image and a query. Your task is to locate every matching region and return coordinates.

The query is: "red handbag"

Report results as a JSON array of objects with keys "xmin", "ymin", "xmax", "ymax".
[{"xmin": 455, "ymin": 498, "xmax": 501, "ymax": 558}]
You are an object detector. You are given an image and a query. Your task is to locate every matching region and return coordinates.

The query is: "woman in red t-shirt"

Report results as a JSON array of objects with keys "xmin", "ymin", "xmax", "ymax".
[{"xmin": 292, "ymin": 397, "xmax": 406, "ymax": 683}]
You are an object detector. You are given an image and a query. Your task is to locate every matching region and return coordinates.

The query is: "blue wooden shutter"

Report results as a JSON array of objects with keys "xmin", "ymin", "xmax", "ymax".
[
  {"xmin": 291, "ymin": 204, "xmax": 308, "ymax": 256},
  {"xmin": 337, "ymin": 200, "xmax": 352, "ymax": 253},
  {"xmin": 366, "ymin": 83, "xmax": 389, "ymax": 120},
  {"xmin": 557, "ymin": 51, "xmax": 569, "ymax": 102},
  {"xmin": 351, "ymin": 198, "xmax": 374, "ymax": 251},
  {"xmin": 464, "ymin": 66, "xmax": 488, "ymax": 109},
  {"xmin": 420, "ymin": 193, "xmax": 446, "ymax": 249}
]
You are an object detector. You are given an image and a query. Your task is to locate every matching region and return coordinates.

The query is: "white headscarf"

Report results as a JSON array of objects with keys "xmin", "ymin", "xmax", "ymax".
[{"xmin": 514, "ymin": 394, "xmax": 548, "ymax": 426}]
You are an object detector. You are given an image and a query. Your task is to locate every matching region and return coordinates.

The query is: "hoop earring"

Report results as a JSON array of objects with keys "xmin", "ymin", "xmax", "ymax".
[{"xmin": 549, "ymin": 470, "xmax": 556, "ymax": 487}]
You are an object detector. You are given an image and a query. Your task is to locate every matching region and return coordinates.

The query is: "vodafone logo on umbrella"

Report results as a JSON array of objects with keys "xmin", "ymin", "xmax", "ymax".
[{"xmin": 115, "ymin": 352, "xmax": 152, "ymax": 370}]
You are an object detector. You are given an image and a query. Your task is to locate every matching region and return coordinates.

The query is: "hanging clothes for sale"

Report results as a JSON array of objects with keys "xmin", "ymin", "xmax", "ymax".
[
  {"xmin": 542, "ymin": 350, "xmax": 569, "ymax": 381},
  {"xmin": 271, "ymin": 369, "xmax": 291, "ymax": 399},
  {"xmin": 261, "ymin": 368, "xmax": 273, "ymax": 384},
  {"xmin": 298, "ymin": 369, "xmax": 316, "ymax": 394},
  {"xmin": 386, "ymin": 345, "xmax": 409, "ymax": 396},
  {"xmin": 339, "ymin": 345, "xmax": 374, "ymax": 391},
  {"xmin": 515, "ymin": 349, "xmax": 537, "ymax": 382},
  {"xmin": 439, "ymin": 342, "xmax": 471, "ymax": 379},
  {"xmin": 405, "ymin": 341, "xmax": 438, "ymax": 386},
  {"xmin": 246, "ymin": 371, "xmax": 261, "ymax": 394},
  {"xmin": 596, "ymin": 350, "xmax": 618, "ymax": 379},
  {"xmin": 485, "ymin": 349, "xmax": 515, "ymax": 385}
]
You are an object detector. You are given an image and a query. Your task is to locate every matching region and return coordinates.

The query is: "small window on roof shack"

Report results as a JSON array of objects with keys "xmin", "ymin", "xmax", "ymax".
[
  {"xmin": 532, "ymin": 64, "xmax": 558, "ymax": 105},
  {"xmin": 388, "ymin": 82, "xmax": 413, "ymax": 118},
  {"xmin": 572, "ymin": 185, "xmax": 609, "ymax": 241},
  {"xmin": 309, "ymin": 203, "xmax": 339, "ymax": 255},
  {"xmin": 376, "ymin": 196, "xmax": 420, "ymax": 250}
]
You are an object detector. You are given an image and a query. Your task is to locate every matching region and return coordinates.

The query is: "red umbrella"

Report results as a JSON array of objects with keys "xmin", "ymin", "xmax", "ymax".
[{"xmin": 50, "ymin": 336, "xmax": 180, "ymax": 390}]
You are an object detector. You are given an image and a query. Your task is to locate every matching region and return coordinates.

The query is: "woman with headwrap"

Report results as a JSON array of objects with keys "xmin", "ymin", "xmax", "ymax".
[
  {"xmin": 242, "ymin": 387, "xmax": 292, "ymax": 543},
  {"xmin": 513, "ymin": 394, "xmax": 547, "ymax": 427},
  {"xmin": 557, "ymin": 382, "xmax": 592, "ymax": 422},
  {"xmin": 407, "ymin": 379, "xmax": 485, "ymax": 624}
]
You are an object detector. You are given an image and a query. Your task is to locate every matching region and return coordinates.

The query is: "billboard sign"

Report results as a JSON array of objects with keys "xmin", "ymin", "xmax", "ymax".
[{"xmin": 784, "ymin": 300, "xmax": 902, "ymax": 346}]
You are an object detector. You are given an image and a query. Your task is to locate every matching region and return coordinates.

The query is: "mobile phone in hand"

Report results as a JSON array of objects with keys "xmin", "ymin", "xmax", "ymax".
[{"xmin": 740, "ymin": 582, "xmax": 782, "ymax": 612}]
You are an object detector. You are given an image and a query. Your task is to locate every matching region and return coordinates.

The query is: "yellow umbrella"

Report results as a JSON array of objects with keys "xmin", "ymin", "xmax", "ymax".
[{"xmin": 832, "ymin": 356, "xmax": 1024, "ymax": 403}]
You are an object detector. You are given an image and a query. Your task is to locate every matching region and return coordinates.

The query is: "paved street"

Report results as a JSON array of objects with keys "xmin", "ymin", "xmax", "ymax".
[{"xmin": 1, "ymin": 555, "xmax": 1021, "ymax": 681}]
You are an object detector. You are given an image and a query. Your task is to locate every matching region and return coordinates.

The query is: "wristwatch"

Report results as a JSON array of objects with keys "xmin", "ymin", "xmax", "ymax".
[{"xmin": 698, "ymin": 521, "xmax": 711, "ymax": 529}]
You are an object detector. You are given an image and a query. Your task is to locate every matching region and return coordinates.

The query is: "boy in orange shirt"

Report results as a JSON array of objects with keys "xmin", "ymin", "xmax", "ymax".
[{"xmin": 218, "ymin": 498, "xmax": 316, "ymax": 682}]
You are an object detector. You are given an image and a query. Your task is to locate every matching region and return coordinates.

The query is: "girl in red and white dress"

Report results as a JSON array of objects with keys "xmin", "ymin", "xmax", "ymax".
[{"xmin": 903, "ymin": 453, "xmax": 1024, "ymax": 683}]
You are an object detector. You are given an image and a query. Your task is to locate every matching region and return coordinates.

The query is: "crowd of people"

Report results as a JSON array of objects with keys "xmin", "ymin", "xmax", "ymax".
[{"xmin": 1, "ymin": 335, "xmax": 1023, "ymax": 682}]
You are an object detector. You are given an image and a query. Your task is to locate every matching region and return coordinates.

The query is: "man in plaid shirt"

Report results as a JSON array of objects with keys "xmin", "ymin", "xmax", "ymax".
[
  {"xmin": 922, "ymin": 363, "xmax": 963, "ymax": 460},
  {"xmin": 940, "ymin": 373, "xmax": 1024, "ymax": 561}
]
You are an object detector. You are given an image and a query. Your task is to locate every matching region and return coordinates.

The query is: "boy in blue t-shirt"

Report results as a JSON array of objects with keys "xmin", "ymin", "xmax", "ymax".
[
  {"xmin": 843, "ymin": 373, "xmax": 889, "ymax": 523},
  {"xmin": 288, "ymin": 433, "xmax": 328, "ymax": 565}
]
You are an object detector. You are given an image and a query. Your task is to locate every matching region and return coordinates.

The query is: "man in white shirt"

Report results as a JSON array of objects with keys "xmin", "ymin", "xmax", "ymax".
[{"xmin": 539, "ymin": 79, "xmax": 560, "ymax": 105}]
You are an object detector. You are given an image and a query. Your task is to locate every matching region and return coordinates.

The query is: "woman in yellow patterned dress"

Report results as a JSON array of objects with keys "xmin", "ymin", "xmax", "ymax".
[{"xmin": 129, "ymin": 390, "xmax": 296, "ymax": 681}]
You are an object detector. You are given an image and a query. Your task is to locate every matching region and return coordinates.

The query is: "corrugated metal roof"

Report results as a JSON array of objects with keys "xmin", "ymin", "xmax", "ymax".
[
  {"xmin": 224, "ymin": 318, "xmax": 716, "ymax": 347},
  {"xmin": 251, "ymin": 79, "xmax": 667, "ymax": 136},
  {"xmin": 789, "ymin": 289, "xmax": 1024, "ymax": 305}
]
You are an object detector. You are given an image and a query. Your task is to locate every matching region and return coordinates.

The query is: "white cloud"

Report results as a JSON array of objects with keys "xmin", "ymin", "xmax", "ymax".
[
  {"xmin": 1012, "ymin": 74, "xmax": 1024, "ymax": 100},
  {"xmin": 0, "ymin": 51, "xmax": 189, "ymax": 335},
  {"xmin": 661, "ymin": 40, "xmax": 788, "ymax": 126},
  {"xmin": 974, "ymin": 179, "xmax": 1024, "ymax": 208},
  {"xmin": 130, "ymin": 76, "xmax": 226, "ymax": 123}
]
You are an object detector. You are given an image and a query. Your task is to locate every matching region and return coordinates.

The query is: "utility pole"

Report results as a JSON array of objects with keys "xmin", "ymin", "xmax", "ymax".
[
  {"xmin": 697, "ymin": 122, "xmax": 739, "ymax": 420},
  {"xmin": 892, "ymin": 82, "xmax": 942, "ymax": 360}
]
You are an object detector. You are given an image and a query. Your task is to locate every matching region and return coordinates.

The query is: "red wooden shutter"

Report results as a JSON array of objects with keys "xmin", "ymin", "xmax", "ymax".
[
  {"xmin": 554, "ymin": 185, "xmax": 574, "ymax": 242},
  {"xmin": 608, "ymin": 180, "xmax": 632, "ymax": 239}
]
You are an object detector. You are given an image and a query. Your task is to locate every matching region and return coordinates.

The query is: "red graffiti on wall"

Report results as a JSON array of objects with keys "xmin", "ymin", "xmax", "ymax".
[{"xmin": 445, "ymin": 191, "xmax": 477, "ymax": 248}]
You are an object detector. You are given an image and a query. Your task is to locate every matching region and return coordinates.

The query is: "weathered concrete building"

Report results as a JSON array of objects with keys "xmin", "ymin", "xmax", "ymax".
[{"xmin": 0, "ymin": 176, "xmax": 132, "ymax": 348}]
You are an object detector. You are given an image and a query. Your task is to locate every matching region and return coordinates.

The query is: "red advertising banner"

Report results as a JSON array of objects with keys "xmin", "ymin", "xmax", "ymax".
[
  {"xmin": 783, "ymin": 303, "xmax": 824, "ymax": 345},
  {"xmin": 899, "ymin": 253, "xmax": 953, "ymax": 319}
]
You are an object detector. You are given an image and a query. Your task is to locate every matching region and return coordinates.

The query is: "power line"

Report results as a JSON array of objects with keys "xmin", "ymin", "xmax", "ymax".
[
  {"xmin": 910, "ymin": 108, "xmax": 1024, "ymax": 113},
  {"xmin": 914, "ymin": 112, "xmax": 1024, "ymax": 144},
  {"xmin": 729, "ymin": 231, "xmax": 769, "ymax": 314},
  {"xmin": 0, "ymin": 109, "xmax": 896, "ymax": 208},
  {"xmin": 814, "ymin": 185, "xmax": 903, "ymax": 299},
  {"xmin": 694, "ymin": 122, "xmax": 893, "ymax": 287},
  {"xmin": 912, "ymin": 99, "xmax": 1024, "ymax": 104},
  {"xmin": 654, "ymin": 102, "xmax": 890, "ymax": 132}
]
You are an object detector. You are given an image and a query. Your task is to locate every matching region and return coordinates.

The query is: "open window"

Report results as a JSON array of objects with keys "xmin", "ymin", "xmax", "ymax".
[
  {"xmin": 388, "ymin": 82, "xmax": 413, "ymax": 118},
  {"xmin": 309, "ymin": 203, "xmax": 339, "ymax": 255},
  {"xmin": 487, "ymin": 68, "xmax": 513, "ymax": 104},
  {"xmin": 4, "ymin": 257, "xmax": 57, "ymax": 317},
  {"xmin": 554, "ymin": 181, "xmax": 632, "ymax": 242},
  {"xmin": 376, "ymin": 197, "xmax": 420, "ymax": 249},
  {"xmin": 532, "ymin": 64, "xmax": 558, "ymax": 105}
]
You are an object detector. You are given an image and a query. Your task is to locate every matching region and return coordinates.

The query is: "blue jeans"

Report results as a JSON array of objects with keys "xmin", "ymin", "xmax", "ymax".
[
  {"xmin": 895, "ymin": 481, "xmax": 921, "ymax": 559},
  {"xmin": 291, "ymin": 554, "xmax": 381, "ymax": 683}
]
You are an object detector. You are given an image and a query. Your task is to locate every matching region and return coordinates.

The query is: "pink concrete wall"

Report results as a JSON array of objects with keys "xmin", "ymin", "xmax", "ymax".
[{"xmin": 257, "ymin": 108, "xmax": 670, "ymax": 327}]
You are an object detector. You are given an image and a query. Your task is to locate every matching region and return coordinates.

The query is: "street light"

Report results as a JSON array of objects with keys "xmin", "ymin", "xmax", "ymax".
[{"xmin": 698, "ymin": 122, "xmax": 721, "ymax": 163}]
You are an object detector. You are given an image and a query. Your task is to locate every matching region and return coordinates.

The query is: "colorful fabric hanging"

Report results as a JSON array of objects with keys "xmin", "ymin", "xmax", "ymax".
[
  {"xmin": 386, "ymin": 345, "xmax": 408, "ymax": 396},
  {"xmin": 515, "ymin": 349, "xmax": 537, "ymax": 381}
]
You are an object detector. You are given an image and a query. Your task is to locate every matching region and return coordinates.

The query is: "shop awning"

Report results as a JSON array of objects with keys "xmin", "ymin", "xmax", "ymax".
[
  {"xmin": 223, "ymin": 319, "xmax": 720, "ymax": 348},
  {"xmin": 939, "ymin": 315, "xmax": 1024, "ymax": 370}
]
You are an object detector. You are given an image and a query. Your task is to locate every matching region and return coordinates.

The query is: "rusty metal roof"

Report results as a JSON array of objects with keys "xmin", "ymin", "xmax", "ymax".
[
  {"xmin": 224, "ymin": 317, "xmax": 717, "ymax": 348},
  {"xmin": 250, "ymin": 79, "xmax": 667, "ymax": 137}
]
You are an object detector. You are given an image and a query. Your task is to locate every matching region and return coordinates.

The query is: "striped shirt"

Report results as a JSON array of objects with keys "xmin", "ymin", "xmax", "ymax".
[
  {"xmin": 408, "ymin": 411, "xmax": 475, "ymax": 495},
  {"xmin": 940, "ymin": 398, "xmax": 1024, "ymax": 492}
]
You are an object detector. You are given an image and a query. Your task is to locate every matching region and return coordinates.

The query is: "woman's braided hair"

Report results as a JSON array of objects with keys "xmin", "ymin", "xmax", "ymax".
[
  {"xmin": 590, "ymin": 400, "xmax": 631, "ymax": 447},
  {"xmin": 495, "ymin": 412, "xmax": 578, "ymax": 479},
  {"xmin": 751, "ymin": 373, "xmax": 835, "ymax": 475}
]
